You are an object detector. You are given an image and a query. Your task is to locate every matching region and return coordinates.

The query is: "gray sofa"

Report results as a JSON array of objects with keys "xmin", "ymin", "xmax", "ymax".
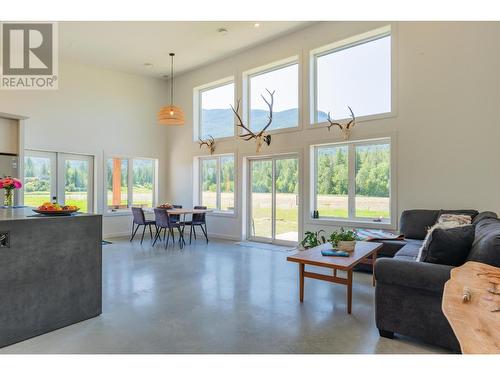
[{"xmin": 374, "ymin": 209, "xmax": 500, "ymax": 352}]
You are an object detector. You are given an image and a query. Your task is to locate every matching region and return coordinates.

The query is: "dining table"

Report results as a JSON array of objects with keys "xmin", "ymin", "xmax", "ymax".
[{"xmin": 157, "ymin": 207, "xmax": 212, "ymax": 248}]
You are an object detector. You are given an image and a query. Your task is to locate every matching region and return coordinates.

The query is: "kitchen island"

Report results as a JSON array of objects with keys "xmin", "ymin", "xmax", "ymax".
[{"xmin": 0, "ymin": 207, "xmax": 102, "ymax": 348}]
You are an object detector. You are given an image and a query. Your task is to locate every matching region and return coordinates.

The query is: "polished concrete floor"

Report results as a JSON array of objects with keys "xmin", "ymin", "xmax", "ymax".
[{"xmin": 1, "ymin": 237, "xmax": 446, "ymax": 354}]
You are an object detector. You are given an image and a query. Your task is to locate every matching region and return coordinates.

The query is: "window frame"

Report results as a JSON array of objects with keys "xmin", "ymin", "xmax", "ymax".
[
  {"xmin": 309, "ymin": 25, "xmax": 395, "ymax": 127},
  {"xmin": 193, "ymin": 76, "xmax": 236, "ymax": 142},
  {"xmin": 104, "ymin": 155, "xmax": 158, "ymax": 213},
  {"xmin": 242, "ymin": 56, "xmax": 301, "ymax": 136},
  {"xmin": 310, "ymin": 137, "xmax": 395, "ymax": 229},
  {"xmin": 197, "ymin": 153, "xmax": 236, "ymax": 215}
]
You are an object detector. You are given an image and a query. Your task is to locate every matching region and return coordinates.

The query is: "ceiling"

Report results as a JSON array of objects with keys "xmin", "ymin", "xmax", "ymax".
[{"xmin": 60, "ymin": 21, "xmax": 312, "ymax": 78}]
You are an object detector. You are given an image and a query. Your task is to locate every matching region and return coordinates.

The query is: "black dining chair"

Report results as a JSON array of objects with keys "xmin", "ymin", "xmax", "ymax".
[
  {"xmin": 184, "ymin": 205, "xmax": 209, "ymax": 244},
  {"xmin": 153, "ymin": 208, "xmax": 185, "ymax": 249},
  {"xmin": 130, "ymin": 207, "xmax": 156, "ymax": 244},
  {"xmin": 169, "ymin": 204, "xmax": 182, "ymax": 224}
]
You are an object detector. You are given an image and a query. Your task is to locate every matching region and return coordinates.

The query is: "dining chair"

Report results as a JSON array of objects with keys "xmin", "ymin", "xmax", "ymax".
[
  {"xmin": 130, "ymin": 207, "xmax": 156, "ymax": 244},
  {"xmin": 184, "ymin": 205, "xmax": 209, "ymax": 244},
  {"xmin": 153, "ymin": 208, "xmax": 185, "ymax": 249},
  {"xmin": 169, "ymin": 204, "xmax": 182, "ymax": 224}
]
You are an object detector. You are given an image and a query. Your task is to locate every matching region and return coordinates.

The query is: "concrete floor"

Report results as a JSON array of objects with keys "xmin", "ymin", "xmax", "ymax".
[{"xmin": 0, "ymin": 237, "xmax": 447, "ymax": 354}]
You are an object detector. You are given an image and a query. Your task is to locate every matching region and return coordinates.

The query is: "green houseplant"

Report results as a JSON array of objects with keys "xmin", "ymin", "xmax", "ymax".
[
  {"xmin": 329, "ymin": 227, "xmax": 359, "ymax": 252},
  {"xmin": 300, "ymin": 230, "xmax": 327, "ymax": 249}
]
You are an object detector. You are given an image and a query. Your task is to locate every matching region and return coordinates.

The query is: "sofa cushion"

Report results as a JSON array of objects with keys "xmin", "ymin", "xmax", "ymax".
[
  {"xmin": 472, "ymin": 211, "xmax": 498, "ymax": 224},
  {"xmin": 468, "ymin": 217, "xmax": 500, "ymax": 267},
  {"xmin": 420, "ymin": 225, "xmax": 475, "ymax": 266},
  {"xmin": 394, "ymin": 240, "xmax": 423, "ymax": 261},
  {"xmin": 400, "ymin": 210, "xmax": 440, "ymax": 240},
  {"xmin": 374, "ymin": 239, "xmax": 408, "ymax": 257}
]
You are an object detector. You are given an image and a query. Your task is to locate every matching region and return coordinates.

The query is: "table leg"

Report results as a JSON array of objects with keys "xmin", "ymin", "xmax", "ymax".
[
  {"xmin": 372, "ymin": 250, "xmax": 377, "ymax": 287},
  {"xmin": 299, "ymin": 263, "xmax": 305, "ymax": 302},
  {"xmin": 347, "ymin": 269, "xmax": 353, "ymax": 314},
  {"xmin": 333, "ymin": 268, "xmax": 337, "ymax": 278}
]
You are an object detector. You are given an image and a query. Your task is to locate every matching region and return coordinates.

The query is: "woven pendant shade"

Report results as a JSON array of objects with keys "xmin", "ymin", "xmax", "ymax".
[
  {"xmin": 158, "ymin": 52, "xmax": 185, "ymax": 126},
  {"xmin": 158, "ymin": 104, "xmax": 185, "ymax": 125}
]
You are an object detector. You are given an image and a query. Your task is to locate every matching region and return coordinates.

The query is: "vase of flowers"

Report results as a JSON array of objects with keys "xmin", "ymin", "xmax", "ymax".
[{"xmin": 0, "ymin": 176, "xmax": 22, "ymax": 207}]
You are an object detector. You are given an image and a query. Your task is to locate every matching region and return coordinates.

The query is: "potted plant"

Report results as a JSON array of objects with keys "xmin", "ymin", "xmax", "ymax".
[
  {"xmin": 300, "ymin": 230, "xmax": 327, "ymax": 249},
  {"xmin": 329, "ymin": 227, "xmax": 359, "ymax": 252},
  {"xmin": 0, "ymin": 176, "xmax": 22, "ymax": 207}
]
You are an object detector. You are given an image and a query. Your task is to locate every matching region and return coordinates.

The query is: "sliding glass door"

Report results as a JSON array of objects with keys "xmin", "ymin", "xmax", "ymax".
[
  {"xmin": 24, "ymin": 150, "xmax": 94, "ymax": 212},
  {"xmin": 248, "ymin": 155, "xmax": 299, "ymax": 244}
]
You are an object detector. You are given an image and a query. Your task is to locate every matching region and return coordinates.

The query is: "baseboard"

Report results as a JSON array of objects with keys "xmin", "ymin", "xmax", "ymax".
[
  {"xmin": 207, "ymin": 232, "xmax": 240, "ymax": 241},
  {"xmin": 103, "ymin": 231, "xmax": 239, "ymax": 242},
  {"xmin": 103, "ymin": 232, "xmax": 130, "ymax": 239}
]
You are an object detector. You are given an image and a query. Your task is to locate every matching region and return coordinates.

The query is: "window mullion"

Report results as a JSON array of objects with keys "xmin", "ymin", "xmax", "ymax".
[
  {"xmin": 128, "ymin": 158, "xmax": 133, "ymax": 208},
  {"xmin": 347, "ymin": 144, "xmax": 356, "ymax": 220},
  {"xmin": 216, "ymin": 157, "xmax": 221, "ymax": 211}
]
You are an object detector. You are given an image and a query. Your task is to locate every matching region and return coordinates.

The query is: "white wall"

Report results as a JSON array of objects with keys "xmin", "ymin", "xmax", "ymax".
[
  {"xmin": 164, "ymin": 21, "xmax": 500, "ymax": 240},
  {"xmin": 0, "ymin": 60, "xmax": 169, "ymax": 237}
]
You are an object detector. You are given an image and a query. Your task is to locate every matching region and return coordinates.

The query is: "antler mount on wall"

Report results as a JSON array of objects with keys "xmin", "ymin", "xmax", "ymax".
[
  {"xmin": 326, "ymin": 106, "xmax": 356, "ymax": 140},
  {"xmin": 231, "ymin": 89, "xmax": 275, "ymax": 153},
  {"xmin": 198, "ymin": 135, "xmax": 216, "ymax": 155}
]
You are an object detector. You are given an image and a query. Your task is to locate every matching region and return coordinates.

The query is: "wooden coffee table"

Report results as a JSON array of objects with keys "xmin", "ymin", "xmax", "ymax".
[{"xmin": 287, "ymin": 241, "xmax": 382, "ymax": 314}]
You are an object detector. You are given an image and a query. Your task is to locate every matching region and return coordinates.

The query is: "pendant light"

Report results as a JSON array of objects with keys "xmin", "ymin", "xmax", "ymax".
[{"xmin": 158, "ymin": 53, "xmax": 185, "ymax": 126}]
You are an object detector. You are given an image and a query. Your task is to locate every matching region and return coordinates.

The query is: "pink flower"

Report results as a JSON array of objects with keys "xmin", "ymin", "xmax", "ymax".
[{"xmin": 13, "ymin": 180, "xmax": 22, "ymax": 189}]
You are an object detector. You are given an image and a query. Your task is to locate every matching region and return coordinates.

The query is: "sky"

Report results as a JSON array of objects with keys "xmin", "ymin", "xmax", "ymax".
[{"xmin": 201, "ymin": 35, "xmax": 391, "ymax": 120}]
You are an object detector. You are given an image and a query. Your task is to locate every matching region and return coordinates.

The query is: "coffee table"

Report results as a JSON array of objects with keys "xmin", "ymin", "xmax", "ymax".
[{"xmin": 287, "ymin": 241, "xmax": 383, "ymax": 314}]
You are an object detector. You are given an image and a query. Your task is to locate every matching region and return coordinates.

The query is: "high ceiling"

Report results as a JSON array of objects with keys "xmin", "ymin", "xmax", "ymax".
[{"xmin": 60, "ymin": 21, "xmax": 312, "ymax": 78}]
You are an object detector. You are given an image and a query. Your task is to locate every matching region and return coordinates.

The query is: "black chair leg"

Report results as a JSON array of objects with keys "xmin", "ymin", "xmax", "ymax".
[
  {"xmin": 189, "ymin": 225, "xmax": 193, "ymax": 244},
  {"xmin": 193, "ymin": 226, "xmax": 197, "ymax": 239},
  {"xmin": 152, "ymin": 227, "xmax": 162, "ymax": 246},
  {"xmin": 130, "ymin": 224, "xmax": 139, "ymax": 242},
  {"xmin": 149, "ymin": 224, "xmax": 153, "ymax": 240},
  {"xmin": 140, "ymin": 225, "xmax": 146, "ymax": 244},
  {"xmin": 200, "ymin": 224, "xmax": 209, "ymax": 243}
]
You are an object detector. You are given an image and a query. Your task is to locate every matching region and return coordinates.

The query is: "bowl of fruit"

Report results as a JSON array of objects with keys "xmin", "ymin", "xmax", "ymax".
[
  {"xmin": 158, "ymin": 203, "xmax": 173, "ymax": 209},
  {"xmin": 33, "ymin": 202, "xmax": 80, "ymax": 216}
]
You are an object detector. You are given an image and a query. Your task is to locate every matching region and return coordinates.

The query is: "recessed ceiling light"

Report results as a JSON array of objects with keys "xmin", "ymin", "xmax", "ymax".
[
  {"xmin": 217, "ymin": 28, "xmax": 228, "ymax": 36},
  {"xmin": 254, "ymin": 23, "xmax": 260, "ymax": 28},
  {"xmin": 143, "ymin": 63, "xmax": 153, "ymax": 67}
]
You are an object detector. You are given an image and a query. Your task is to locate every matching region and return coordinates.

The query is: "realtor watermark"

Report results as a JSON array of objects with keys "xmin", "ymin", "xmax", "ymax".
[{"xmin": 0, "ymin": 22, "xmax": 58, "ymax": 89}]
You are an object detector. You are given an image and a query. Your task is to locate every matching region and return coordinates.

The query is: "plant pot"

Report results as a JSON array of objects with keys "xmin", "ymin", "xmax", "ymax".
[{"xmin": 337, "ymin": 240, "xmax": 356, "ymax": 252}]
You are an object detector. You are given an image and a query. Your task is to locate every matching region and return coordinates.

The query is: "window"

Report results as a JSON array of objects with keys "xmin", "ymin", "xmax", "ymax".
[
  {"xmin": 199, "ymin": 154, "xmax": 235, "ymax": 212},
  {"xmin": 247, "ymin": 61, "xmax": 299, "ymax": 132},
  {"xmin": 197, "ymin": 80, "xmax": 234, "ymax": 139},
  {"xmin": 106, "ymin": 157, "xmax": 156, "ymax": 210},
  {"xmin": 313, "ymin": 139, "xmax": 391, "ymax": 223},
  {"xmin": 312, "ymin": 27, "xmax": 391, "ymax": 123}
]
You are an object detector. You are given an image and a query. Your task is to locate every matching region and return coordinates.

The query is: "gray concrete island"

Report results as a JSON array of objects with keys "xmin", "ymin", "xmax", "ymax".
[{"xmin": 0, "ymin": 208, "xmax": 102, "ymax": 348}]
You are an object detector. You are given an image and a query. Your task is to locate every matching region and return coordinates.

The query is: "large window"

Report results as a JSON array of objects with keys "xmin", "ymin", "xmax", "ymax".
[
  {"xmin": 312, "ymin": 27, "xmax": 391, "ymax": 123},
  {"xmin": 313, "ymin": 139, "xmax": 391, "ymax": 223},
  {"xmin": 199, "ymin": 154, "xmax": 235, "ymax": 212},
  {"xmin": 198, "ymin": 80, "xmax": 235, "ymax": 139},
  {"xmin": 247, "ymin": 61, "xmax": 299, "ymax": 132},
  {"xmin": 107, "ymin": 157, "xmax": 156, "ymax": 210}
]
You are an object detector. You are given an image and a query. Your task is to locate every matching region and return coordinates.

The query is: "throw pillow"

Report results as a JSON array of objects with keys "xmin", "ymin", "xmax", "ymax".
[
  {"xmin": 421, "ymin": 225, "xmax": 475, "ymax": 266},
  {"xmin": 416, "ymin": 214, "xmax": 472, "ymax": 261}
]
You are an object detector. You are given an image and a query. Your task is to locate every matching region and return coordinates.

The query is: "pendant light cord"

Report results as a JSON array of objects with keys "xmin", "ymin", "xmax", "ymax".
[{"xmin": 170, "ymin": 53, "xmax": 175, "ymax": 105}]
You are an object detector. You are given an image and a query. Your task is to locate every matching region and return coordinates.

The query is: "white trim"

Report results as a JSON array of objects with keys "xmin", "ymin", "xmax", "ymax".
[
  {"xmin": 206, "ymin": 233, "xmax": 240, "ymax": 241},
  {"xmin": 193, "ymin": 76, "xmax": 235, "ymax": 141},
  {"xmin": 310, "ymin": 136, "xmax": 396, "ymax": 230},
  {"xmin": 103, "ymin": 154, "xmax": 158, "ymax": 213},
  {"xmin": 196, "ymin": 152, "xmax": 236, "ymax": 215},
  {"xmin": 309, "ymin": 24, "xmax": 395, "ymax": 126}
]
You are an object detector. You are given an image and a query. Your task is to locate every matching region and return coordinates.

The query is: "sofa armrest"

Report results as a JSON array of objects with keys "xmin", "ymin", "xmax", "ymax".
[{"xmin": 375, "ymin": 258, "xmax": 453, "ymax": 293}]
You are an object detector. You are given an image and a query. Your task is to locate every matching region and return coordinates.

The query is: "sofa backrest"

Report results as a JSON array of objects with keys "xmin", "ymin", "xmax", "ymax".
[
  {"xmin": 400, "ymin": 209, "xmax": 479, "ymax": 240},
  {"xmin": 468, "ymin": 216, "xmax": 500, "ymax": 267}
]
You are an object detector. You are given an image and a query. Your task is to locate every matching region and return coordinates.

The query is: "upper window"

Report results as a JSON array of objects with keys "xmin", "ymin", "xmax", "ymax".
[
  {"xmin": 313, "ymin": 28, "xmax": 391, "ymax": 123},
  {"xmin": 107, "ymin": 157, "xmax": 156, "ymax": 211},
  {"xmin": 198, "ymin": 80, "xmax": 235, "ymax": 139},
  {"xmin": 248, "ymin": 61, "xmax": 299, "ymax": 132},
  {"xmin": 313, "ymin": 139, "xmax": 391, "ymax": 223},
  {"xmin": 199, "ymin": 154, "xmax": 235, "ymax": 213}
]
